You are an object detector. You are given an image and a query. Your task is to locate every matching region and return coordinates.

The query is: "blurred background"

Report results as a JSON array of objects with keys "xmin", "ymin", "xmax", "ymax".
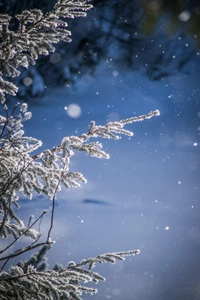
[{"xmin": 1, "ymin": 0, "xmax": 200, "ymax": 299}]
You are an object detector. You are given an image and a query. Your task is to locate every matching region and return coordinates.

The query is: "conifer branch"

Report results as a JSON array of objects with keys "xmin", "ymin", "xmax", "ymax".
[
  {"xmin": 0, "ymin": 1, "xmax": 160, "ymax": 298},
  {"xmin": 0, "ymin": 0, "xmax": 92, "ymax": 103},
  {"xmin": 0, "ymin": 249, "xmax": 140, "ymax": 300},
  {"xmin": 0, "ymin": 103, "xmax": 159, "ymax": 248}
]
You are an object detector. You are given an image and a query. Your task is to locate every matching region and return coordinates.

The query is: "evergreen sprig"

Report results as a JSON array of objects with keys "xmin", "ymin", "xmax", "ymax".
[
  {"xmin": 0, "ymin": 250, "xmax": 140, "ymax": 300},
  {"xmin": 0, "ymin": 101, "xmax": 159, "ymax": 248},
  {"xmin": 0, "ymin": 0, "xmax": 92, "ymax": 103}
]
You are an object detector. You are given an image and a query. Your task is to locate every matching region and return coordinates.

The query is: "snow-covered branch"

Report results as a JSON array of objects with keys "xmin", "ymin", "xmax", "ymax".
[
  {"xmin": 0, "ymin": 1, "xmax": 160, "ymax": 298},
  {"xmin": 0, "ymin": 249, "xmax": 140, "ymax": 300},
  {"xmin": 0, "ymin": 0, "xmax": 92, "ymax": 103}
]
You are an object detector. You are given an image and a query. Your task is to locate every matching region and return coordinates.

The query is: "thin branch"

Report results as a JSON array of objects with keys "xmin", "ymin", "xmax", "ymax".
[
  {"xmin": 0, "ymin": 240, "xmax": 54, "ymax": 263},
  {"xmin": 0, "ymin": 210, "xmax": 48, "ymax": 256}
]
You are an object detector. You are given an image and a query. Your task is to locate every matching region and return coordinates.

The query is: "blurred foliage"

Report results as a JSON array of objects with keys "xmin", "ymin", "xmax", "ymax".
[
  {"xmin": 142, "ymin": 0, "xmax": 200, "ymax": 47},
  {"xmin": 0, "ymin": 0, "xmax": 56, "ymax": 14}
]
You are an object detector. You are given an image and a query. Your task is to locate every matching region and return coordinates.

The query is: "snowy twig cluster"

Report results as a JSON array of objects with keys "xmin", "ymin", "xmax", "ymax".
[
  {"xmin": 0, "ymin": 0, "xmax": 92, "ymax": 103},
  {"xmin": 0, "ymin": 0, "xmax": 160, "ymax": 299},
  {"xmin": 0, "ymin": 249, "xmax": 140, "ymax": 299},
  {"xmin": 0, "ymin": 100, "xmax": 159, "ymax": 262}
]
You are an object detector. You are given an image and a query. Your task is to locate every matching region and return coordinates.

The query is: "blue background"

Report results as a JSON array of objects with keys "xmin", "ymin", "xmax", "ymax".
[
  {"xmin": 1, "ymin": 1, "xmax": 200, "ymax": 299},
  {"xmin": 16, "ymin": 58, "xmax": 200, "ymax": 299}
]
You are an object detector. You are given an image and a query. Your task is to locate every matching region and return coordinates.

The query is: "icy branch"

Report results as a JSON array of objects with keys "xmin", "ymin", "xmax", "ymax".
[
  {"xmin": 0, "ymin": 0, "xmax": 92, "ymax": 102},
  {"xmin": 0, "ymin": 249, "xmax": 140, "ymax": 300}
]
